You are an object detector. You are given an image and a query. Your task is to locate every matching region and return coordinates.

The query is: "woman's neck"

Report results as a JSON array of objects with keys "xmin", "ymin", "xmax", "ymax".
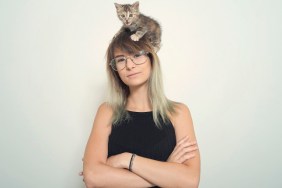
[{"xmin": 126, "ymin": 84, "xmax": 152, "ymax": 111}]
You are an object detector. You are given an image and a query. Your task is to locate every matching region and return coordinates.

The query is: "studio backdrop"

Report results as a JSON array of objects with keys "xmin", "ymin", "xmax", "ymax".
[{"xmin": 0, "ymin": 0, "xmax": 281, "ymax": 187}]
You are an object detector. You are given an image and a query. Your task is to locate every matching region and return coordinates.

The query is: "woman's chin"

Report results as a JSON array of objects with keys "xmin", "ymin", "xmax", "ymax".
[{"xmin": 125, "ymin": 80, "xmax": 148, "ymax": 88}]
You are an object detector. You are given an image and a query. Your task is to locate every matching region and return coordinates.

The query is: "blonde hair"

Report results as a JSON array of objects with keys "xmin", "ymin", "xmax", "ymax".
[{"xmin": 105, "ymin": 31, "xmax": 177, "ymax": 129}]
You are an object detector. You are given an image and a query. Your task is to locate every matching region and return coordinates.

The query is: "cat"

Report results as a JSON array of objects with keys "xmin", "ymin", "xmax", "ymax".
[{"xmin": 114, "ymin": 1, "xmax": 162, "ymax": 52}]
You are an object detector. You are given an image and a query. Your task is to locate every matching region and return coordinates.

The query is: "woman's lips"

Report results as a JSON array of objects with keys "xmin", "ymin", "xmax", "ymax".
[{"xmin": 127, "ymin": 72, "xmax": 140, "ymax": 77}]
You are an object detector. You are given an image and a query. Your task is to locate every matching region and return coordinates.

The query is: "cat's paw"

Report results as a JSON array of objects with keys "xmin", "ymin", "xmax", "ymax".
[
  {"xmin": 153, "ymin": 46, "xmax": 160, "ymax": 53},
  {"xmin": 130, "ymin": 34, "xmax": 140, "ymax": 41}
]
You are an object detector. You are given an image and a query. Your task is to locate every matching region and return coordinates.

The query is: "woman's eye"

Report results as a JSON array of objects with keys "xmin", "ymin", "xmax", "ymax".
[
  {"xmin": 134, "ymin": 54, "xmax": 141, "ymax": 58},
  {"xmin": 116, "ymin": 58, "xmax": 125, "ymax": 63},
  {"xmin": 134, "ymin": 51, "xmax": 145, "ymax": 58}
]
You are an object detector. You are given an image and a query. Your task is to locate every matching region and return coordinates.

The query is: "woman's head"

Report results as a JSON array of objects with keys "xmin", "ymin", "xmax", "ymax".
[
  {"xmin": 110, "ymin": 46, "xmax": 152, "ymax": 89},
  {"xmin": 105, "ymin": 30, "xmax": 176, "ymax": 127},
  {"xmin": 106, "ymin": 30, "xmax": 159, "ymax": 96}
]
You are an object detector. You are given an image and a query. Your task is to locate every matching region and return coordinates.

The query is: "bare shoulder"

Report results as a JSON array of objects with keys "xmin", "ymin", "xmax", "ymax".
[
  {"xmin": 97, "ymin": 102, "xmax": 113, "ymax": 115},
  {"xmin": 95, "ymin": 102, "xmax": 113, "ymax": 127},
  {"xmin": 170, "ymin": 102, "xmax": 197, "ymax": 142},
  {"xmin": 169, "ymin": 102, "xmax": 192, "ymax": 125},
  {"xmin": 88, "ymin": 102, "xmax": 113, "ymax": 142},
  {"xmin": 83, "ymin": 102, "xmax": 113, "ymax": 165},
  {"xmin": 170, "ymin": 102, "xmax": 200, "ymax": 169},
  {"xmin": 173, "ymin": 102, "xmax": 191, "ymax": 117}
]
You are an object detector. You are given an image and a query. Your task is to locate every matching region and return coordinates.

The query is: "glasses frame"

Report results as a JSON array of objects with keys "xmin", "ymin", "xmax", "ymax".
[{"xmin": 109, "ymin": 50, "xmax": 150, "ymax": 71}]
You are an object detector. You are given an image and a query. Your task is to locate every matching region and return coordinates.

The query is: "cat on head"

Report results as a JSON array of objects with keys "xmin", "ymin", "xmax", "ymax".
[{"xmin": 114, "ymin": 1, "xmax": 162, "ymax": 53}]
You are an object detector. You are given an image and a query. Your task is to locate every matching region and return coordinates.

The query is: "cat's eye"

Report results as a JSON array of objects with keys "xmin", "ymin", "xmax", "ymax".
[
  {"xmin": 129, "ymin": 14, "xmax": 133, "ymax": 17},
  {"xmin": 121, "ymin": 15, "xmax": 125, "ymax": 18}
]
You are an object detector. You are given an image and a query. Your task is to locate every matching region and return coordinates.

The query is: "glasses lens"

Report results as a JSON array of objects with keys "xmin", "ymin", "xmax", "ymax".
[
  {"xmin": 114, "ymin": 57, "xmax": 126, "ymax": 71},
  {"xmin": 110, "ymin": 51, "xmax": 148, "ymax": 71},
  {"xmin": 133, "ymin": 51, "xmax": 148, "ymax": 64},
  {"xmin": 110, "ymin": 59, "xmax": 117, "ymax": 71}
]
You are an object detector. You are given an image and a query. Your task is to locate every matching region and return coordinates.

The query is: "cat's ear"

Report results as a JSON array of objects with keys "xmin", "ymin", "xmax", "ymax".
[
  {"xmin": 132, "ymin": 1, "xmax": 139, "ymax": 9},
  {"xmin": 114, "ymin": 3, "xmax": 122, "ymax": 10}
]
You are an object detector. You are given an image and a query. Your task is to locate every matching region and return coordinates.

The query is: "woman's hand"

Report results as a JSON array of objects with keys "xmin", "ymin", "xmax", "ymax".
[
  {"xmin": 167, "ymin": 135, "xmax": 198, "ymax": 164},
  {"xmin": 78, "ymin": 152, "xmax": 131, "ymax": 179},
  {"xmin": 78, "ymin": 158, "xmax": 84, "ymax": 181},
  {"xmin": 106, "ymin": 152, "xmax": 132, "ymax": 169},
  {"xmin": 78, "ymin": 136, "xmax": 197, "ymax": 178}
]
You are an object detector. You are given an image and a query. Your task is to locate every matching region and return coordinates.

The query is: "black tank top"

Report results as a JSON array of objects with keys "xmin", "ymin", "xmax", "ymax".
[{"xmin": 108, "ymin": 111, "xmax": 176, "ymax": 187}]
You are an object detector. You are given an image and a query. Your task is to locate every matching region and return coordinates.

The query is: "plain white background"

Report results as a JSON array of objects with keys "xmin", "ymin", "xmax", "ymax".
[{"xmin": 1, "ymin": 0, "xmax": 281, "ymax": 187}]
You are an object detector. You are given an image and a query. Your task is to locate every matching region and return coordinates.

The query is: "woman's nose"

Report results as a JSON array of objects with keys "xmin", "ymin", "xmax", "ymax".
[{"xmin": 125, "ymin": 58, "xmax": 136, "ymax": 69}]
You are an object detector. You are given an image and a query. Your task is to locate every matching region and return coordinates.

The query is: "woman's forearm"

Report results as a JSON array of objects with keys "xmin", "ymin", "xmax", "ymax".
[
  {"xmin": 84, "ymin": 163, "xmax": 154, "ymax": 188},
  {"xmin": 126, "ymin": 154, "xmax": 200, "ymax": 188}
]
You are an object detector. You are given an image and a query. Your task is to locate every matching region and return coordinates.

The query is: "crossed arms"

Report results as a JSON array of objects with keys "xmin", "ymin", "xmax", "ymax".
[{"xmin": 82, "ymin": 103, "xmax": 200, "ymax": 188}]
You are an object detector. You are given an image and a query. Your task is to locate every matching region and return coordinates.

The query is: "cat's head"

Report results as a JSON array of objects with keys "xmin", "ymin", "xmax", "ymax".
[{"xmin": 114, "ymin": 1, "xmax": 140, "ymax": 26}]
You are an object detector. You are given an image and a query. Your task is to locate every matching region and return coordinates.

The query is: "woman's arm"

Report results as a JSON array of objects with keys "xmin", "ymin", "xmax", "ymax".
[
  {"xmin": 84, "ymin": 162, "xmax": 154, "ymax": 188},
  {"xmin": 83, "ymin": 102, "xmax": 200, "ymax": 188},
  {"xmin": 105, "ymin": 103, "xmax": 201, "ymax": 188},
  {"xmin": 83, "ymin": 103, "xmax": 154, "ymax": 188},
  {"xmin": 118, "ymin": 153, "xmax": 199, "ymax": 188}
]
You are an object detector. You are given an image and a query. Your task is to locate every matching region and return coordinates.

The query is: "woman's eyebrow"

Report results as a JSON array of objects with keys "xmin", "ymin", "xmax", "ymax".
[{"xmin": 114, "ymin": 54, "xmax": 125, "ymax": 58}]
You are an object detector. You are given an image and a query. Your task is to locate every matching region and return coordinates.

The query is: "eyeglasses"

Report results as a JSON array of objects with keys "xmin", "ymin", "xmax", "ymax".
[{"xmin": 109, "ymin": 50, "xmax": 149, "ymax": 71}]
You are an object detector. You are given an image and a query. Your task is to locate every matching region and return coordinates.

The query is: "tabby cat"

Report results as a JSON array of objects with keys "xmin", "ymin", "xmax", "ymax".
[{"xmin": 114, "ymin": 1, "xmax": 162, "ymax": 52}]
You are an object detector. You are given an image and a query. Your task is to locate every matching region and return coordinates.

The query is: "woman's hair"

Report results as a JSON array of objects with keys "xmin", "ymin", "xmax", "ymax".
[{"xmin": 105, "ymin": 30, "xmax": 177, "ymax": 129}]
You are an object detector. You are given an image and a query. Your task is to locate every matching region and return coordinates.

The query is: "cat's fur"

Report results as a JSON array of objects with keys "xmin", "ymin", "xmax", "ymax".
[{"xmin": 114, "ymin": 1, "xmax": 162, "ymax": 52}]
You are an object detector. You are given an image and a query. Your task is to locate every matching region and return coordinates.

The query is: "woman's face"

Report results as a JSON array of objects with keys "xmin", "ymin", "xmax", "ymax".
[{"xmin": 114, "ymin": 48, "xmax": 152, "ymax": 88}]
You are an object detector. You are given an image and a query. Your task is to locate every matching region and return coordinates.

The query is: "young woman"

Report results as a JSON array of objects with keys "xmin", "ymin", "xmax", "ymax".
[{"xmin": 81, "ymin": 31, "xmax": 201, "ymax": 188}]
